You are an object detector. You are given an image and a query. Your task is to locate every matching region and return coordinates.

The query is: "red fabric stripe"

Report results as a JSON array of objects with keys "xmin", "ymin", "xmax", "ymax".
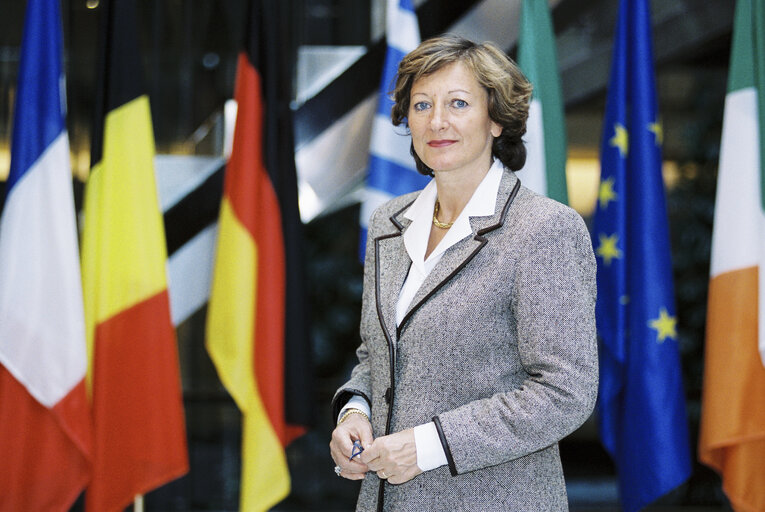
[
  {"xmin": 226, "ymin": 51, "xmax": 267, "ymax": 239},
  {"xmin": 53, "ymin": 377, "xmax": 94, "ymax": 466},
  {"xmin": 226, "ymin": 51, "xmax": 291, "ymax": 446},
  {"xmin": 86, "ymin": 290, "xmax": 188, "ymax": 512},
  {"xmin": 254, "ymin": 195, "xmax": 287, "ymax": 447},
  {"xmin": 0, "ymin": 366, "xmax": 91, "ymax": 511}
]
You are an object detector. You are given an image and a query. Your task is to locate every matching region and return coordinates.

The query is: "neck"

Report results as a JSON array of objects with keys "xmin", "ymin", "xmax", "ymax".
[{"xmin": 433, "ymin": 159, "xmax": 492, "ymax": 221}]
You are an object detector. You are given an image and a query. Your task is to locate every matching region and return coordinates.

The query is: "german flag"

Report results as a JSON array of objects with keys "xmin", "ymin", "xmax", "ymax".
[
  {"xmin": 206, "ymin": 1, "xmax": 311, "ymax": 510},
  {"xmin": 81, "ymin": 1, "xmax": 188, "ymax": 510}
]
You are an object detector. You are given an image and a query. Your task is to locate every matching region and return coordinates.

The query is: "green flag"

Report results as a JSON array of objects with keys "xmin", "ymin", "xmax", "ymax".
[{"xmin": 517, "ymin": 0, "xmax": 568, "ymax": 204}]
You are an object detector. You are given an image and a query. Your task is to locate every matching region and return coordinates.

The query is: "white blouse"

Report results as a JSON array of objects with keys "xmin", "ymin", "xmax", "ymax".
[{"xmin": 396, "ymin": 159, "xmax": 504, "ymax": 325}]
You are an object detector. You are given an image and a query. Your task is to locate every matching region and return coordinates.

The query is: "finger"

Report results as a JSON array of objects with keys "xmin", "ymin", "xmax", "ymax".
[
  {"xmin": 334, "ymin": 465, "xmax": 363, "ymax": 480},
  {"xmin": 329, "ymin": 443, "xmax": 347, "ymax": 466},
  {"xmin": 342, "ymin": 471, "xmax": 366, "ymax": 481},
  {"xmin": 330, "ymin": 429, "xmax": 358, "ymax": 460},
  {"xmin": 344, "ymin": 459, "xmax": 369, "ymax": 474},
  {"xmin": 332, "ymin": 445, "xmax": 369, "ymax": 474},
  {"xmin": 331, "ymin": 444, "xmax": 365, "ymax": 473},
  {"xmin": 386, "ymin": 469, "xmax": 412, "ymax": 485},
  {"xmin": 330, "ymin": 454, "xmax": 367, "ymax": 475},
  {"xmin": 357, "ymin": 422, "xmax": 374, "ymax": 450},
  {"xmin": 388, "ymin": 475, "xmax": 407, "ymax": 485},
  {"xmin": 359, "ymin": 440, "xmax": 381, "ymax": 465},
  {"xmin": 363, "ymin": 457, "xmax": 382, "ymax": 471}
]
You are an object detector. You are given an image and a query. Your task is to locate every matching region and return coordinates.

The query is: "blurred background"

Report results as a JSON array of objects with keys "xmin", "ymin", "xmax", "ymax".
[{"xmin": 0, "ymin": 0, "xmax": 738, "ymax": 510}]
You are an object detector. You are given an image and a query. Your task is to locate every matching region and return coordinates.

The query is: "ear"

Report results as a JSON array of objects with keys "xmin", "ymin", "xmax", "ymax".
[{"xmin": 490, "ymin": 121, "xmax": 503, "ymax": 138}]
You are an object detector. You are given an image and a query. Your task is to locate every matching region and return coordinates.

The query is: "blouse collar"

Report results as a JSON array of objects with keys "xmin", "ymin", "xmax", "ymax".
[{"xmin": 402, "ymin": 159, "xmax": 505, "ymax": 273}]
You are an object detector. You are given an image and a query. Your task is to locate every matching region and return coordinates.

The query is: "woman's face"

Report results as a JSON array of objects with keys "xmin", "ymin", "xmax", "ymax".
[{"xmin": 408, "ymin": 61, "xmax": 502, "ymax": 177}]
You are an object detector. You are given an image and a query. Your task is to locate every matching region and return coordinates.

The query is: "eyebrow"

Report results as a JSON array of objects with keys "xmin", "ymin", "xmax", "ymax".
[{"xmin": 411, "ymin": 89, "xmax": 473, "ymax": 97}]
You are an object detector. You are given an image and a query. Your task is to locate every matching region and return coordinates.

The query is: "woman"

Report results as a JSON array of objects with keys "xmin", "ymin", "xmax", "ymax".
[{"xmin": 330, "ymin": 35, "xmax": 598, "ymax": 511}]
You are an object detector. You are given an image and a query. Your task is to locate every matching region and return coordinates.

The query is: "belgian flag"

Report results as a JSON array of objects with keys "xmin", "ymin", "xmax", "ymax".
[
  {"xmin": 206, "ymin": 0, "xmax": 311, "ymax": 510},
  {"xmin": 80, "ymin": 1, "xmax": 188, "ymax": 510}
]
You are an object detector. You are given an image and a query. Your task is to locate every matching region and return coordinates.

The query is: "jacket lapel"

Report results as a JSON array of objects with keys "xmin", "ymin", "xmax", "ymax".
[
  {"xmin": 399, "ymin": 172, "xmax": 521, "ymax": 333},
  {"xmin": 374, "ymin": 205, "xmax": 413, "ymax": 343}
]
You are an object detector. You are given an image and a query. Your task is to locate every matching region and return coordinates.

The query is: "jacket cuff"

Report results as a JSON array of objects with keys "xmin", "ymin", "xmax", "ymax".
[
  {"xmin": 432, "ymin": 415, "xmax": 458, "ymax": 476},
  {"xmin": 331, "ymin": 389, "xmax": 371, "ymax": 422}
]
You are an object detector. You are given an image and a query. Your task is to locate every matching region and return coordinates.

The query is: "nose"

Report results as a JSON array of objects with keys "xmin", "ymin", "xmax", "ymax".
[{"xmin": 429, "ymin": 104, "xmax": 448, "ymax": 131}]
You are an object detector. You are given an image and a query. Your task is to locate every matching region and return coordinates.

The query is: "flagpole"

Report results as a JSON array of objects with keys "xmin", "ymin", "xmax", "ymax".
[{"xmin": 134, "ymin": 494, "xmax": 144, "ymax": 512}]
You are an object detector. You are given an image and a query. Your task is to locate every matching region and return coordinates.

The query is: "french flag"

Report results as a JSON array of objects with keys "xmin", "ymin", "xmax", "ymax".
[{"xmin": 0, "ymin": 0, "xmax": 92, "ymax": 510}]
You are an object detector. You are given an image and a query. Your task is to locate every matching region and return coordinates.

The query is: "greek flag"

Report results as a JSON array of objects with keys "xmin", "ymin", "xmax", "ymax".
[{"xmin": 359, "ymin": 0, "xmax": 429, "ymax": 259}]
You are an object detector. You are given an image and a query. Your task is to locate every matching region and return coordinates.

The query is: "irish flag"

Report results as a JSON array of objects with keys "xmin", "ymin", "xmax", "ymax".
[
  {"xmin": 517, "ymin": 0, "xmax": 569, "ymax": 203},
  {"xmin": 699, "ymin": 0, "xmax": 765, "ymax": 509},
  {"xmin": 0, "ymin": 0, "xmax": 92, "ymax": 509},
  {"xmin": 81, "ymin": 0, "xmax": 188, "ymax": 509}
]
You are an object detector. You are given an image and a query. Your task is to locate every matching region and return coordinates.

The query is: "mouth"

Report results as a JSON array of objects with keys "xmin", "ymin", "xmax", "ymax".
[{"xmin": 427, "ymin": 139, "xmax": 456, "ymax": 148}]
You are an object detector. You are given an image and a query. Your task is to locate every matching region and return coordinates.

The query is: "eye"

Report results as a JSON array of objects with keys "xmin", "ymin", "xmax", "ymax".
[
  {"xmin": 452, "ymin": 99, "xmax": 468, "ymax": 108},
  {"xmin": 412, "ymin": 101, "xmax": 430, "ymax": 112}
]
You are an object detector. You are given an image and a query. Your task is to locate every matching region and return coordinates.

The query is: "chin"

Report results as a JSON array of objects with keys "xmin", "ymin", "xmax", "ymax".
[
  {"xmin": 421, "ymin": 156, "xmax": 454, "ymax": 173},
  {"xmin": 428, "ymin": 162, "xmax": 460, "ymax": 174}
]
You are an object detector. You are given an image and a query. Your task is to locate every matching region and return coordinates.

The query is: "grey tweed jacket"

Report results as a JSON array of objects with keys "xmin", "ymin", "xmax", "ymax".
[{"xmin": 333, "ymin": 170, "xmax": 598, "ymax": 511}]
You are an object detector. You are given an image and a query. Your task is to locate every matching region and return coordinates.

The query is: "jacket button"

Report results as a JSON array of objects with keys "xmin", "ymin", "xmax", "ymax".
[{"xmin": 384, "ymin": 388, "xmax": 392, "ymax": 404}]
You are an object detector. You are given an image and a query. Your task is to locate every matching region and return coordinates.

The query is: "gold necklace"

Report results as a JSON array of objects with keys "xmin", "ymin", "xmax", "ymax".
[{"xmin": 432, "ymin": 200, "xmax": 454, "ymax": 229}]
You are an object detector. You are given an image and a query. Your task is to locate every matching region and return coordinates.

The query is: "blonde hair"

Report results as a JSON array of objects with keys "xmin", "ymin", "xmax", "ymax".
[{"xmin": 391, "ymin": 35, "xmax": 533, "ymax": 176}]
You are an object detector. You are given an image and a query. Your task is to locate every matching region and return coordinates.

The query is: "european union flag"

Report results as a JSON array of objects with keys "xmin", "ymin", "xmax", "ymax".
[{"xmin": 593, "ymin": 0, "xmax": 692, "ymax": 510}]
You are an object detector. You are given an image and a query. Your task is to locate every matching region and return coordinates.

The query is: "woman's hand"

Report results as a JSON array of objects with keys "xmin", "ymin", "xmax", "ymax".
[
  {"xmin": 330, "ymin": 412, "xmax": 374, "ymax": 480},
  {"xmin": 360, "ymin": 428, "xmax": 423, "ymax": 485}
]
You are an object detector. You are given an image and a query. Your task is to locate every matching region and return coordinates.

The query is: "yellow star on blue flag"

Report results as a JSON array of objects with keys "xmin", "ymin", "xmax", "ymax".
[
  {"xmin": 610, "ymin": 123, "xmax": 629, "ymax": 157},
  {"xmin": 596, "ymin": 233, "xmax": 623, "ymax": 265},
  {"xmin": 649, "ymin": 307, "xmax": 677, "ymax": 342},
  {"xmin": 598, "ymin": 177, "xmax": 618, "ymax": 209},
  {"xmin": 648, "ymin": 121, "xmax": 663, "ymax": 146}
]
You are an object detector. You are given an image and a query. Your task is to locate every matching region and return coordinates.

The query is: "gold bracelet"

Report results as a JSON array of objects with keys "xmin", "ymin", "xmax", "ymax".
[{"xmin": 338, "ymin": 408, "xmax": 369, "ymax": 425}]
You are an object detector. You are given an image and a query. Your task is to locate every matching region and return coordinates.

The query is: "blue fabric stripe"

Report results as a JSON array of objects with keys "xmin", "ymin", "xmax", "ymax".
[
  {"xmin": 6, "ymin": 0, "xmax": 65, "ymax": 196},
  {"xmin": 375, "ymin": 46, "xmax": 407, "ymax": 118},
  {"xmin": 399, "ymin": 0, "xmax": 416, "ymax": 14},
  {"xmin": 358, "ymin": 226, "xmax": 369, "ymax": 262},
  {"xmin": 366, "ymin": 155, "xmax": 430, "ymax": 198}
]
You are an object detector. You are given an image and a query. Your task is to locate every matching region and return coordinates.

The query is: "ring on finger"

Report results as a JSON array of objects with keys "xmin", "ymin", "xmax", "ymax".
[{"xmin": 334, "ymin": 465, "xmax": 342, "ymax": 476}]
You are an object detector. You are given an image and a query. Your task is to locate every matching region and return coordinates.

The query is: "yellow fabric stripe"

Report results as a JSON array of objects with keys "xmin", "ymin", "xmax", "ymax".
[
  {"xmin": 81, "ymin": 95, "xmax": 169, "ymax": 389},
  {"xmin": 206, "ymin": 200, "xmax": 289, "ymax": 511}
]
